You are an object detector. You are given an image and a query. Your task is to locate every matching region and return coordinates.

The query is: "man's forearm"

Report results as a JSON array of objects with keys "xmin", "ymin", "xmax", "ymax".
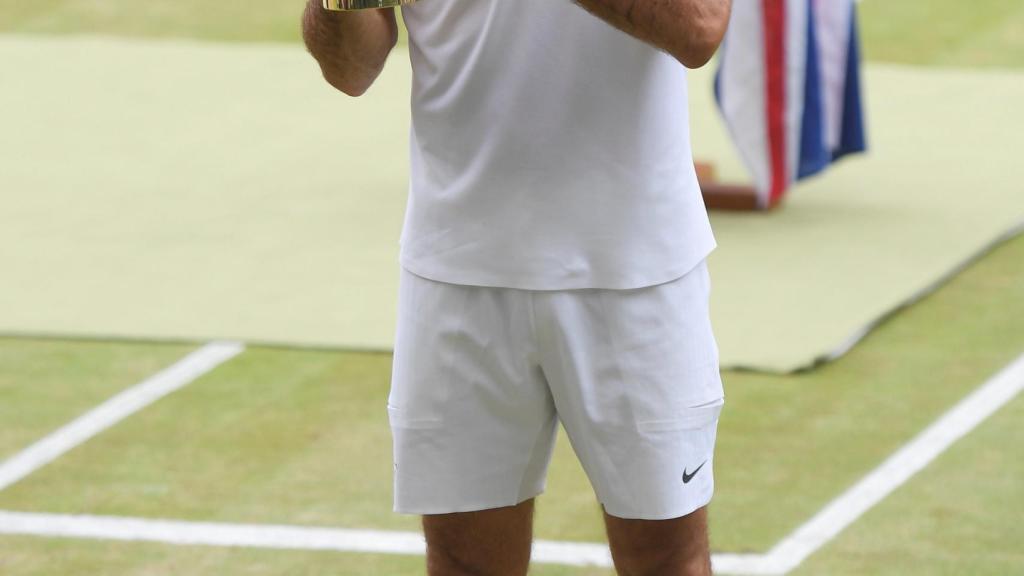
[
  {"xmin": 302, "ymin": 1, "xmax": 398, "ymax": 96},
  {"xmin": 574, "ymin": 0, "xmax": 731, "ymax": 68}
]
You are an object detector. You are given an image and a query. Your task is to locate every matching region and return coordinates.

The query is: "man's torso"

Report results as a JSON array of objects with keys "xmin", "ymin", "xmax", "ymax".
[{"xmin": 399, "ymin": 0, "xmax": 714, "ymax": 290}]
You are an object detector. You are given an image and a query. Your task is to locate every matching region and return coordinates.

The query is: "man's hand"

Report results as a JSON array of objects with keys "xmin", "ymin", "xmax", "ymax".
[
  {"xmin": 302, "ymin": 1, "xmax": 399, "ymax": 96},
  {"xmin": 574, "ymin": 0, "xmax": 732, "ymax": 68}
]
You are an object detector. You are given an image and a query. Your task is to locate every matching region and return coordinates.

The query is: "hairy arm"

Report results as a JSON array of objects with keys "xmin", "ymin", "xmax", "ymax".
[
  {"xmin": 574, "ymin": 0, "xmax": 731, "ymax": 68},
  {"xmin": 301, "ymin": 1, "xmax": 399, "ymax": 97}
]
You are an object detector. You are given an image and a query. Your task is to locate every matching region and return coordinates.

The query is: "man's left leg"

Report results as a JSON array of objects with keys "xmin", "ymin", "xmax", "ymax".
[
  {"xmin": 532, "ymin": 260, "xmax": 724, "ymax": 575},
  {"xmin": 603, "ymin": 505, "xmax": 711, "ymax": 576}
]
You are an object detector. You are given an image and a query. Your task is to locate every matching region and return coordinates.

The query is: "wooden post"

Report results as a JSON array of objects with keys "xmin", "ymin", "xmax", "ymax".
[{"xmin": 696, "ymin": 161, "xmax": 780, "ymax": 211}]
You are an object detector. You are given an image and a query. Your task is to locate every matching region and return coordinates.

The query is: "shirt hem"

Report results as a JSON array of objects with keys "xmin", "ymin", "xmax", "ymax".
[{"xmin": 398, "ymin": 241, "xmax": 716, "ymax": 291}]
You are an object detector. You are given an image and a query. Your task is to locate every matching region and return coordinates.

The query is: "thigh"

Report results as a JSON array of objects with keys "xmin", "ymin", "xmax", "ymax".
[
  {"xmin": 535, "ymin": 260, "xmax": 725, "ymax": 520},
  {"xmin": 389, "ymin": 268, "xmax": 558, "ymax": 515}
]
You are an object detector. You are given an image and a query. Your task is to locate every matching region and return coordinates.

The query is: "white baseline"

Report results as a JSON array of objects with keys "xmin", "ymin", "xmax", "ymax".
[{"xmin": 0, "ymin": 510, "xmax": 766, "ymax": 572}]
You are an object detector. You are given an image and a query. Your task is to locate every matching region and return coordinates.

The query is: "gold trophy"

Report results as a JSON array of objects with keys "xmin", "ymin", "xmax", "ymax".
[{"xmin": 323, "ymin": 0, "xmax": 417, "ymax": 9}]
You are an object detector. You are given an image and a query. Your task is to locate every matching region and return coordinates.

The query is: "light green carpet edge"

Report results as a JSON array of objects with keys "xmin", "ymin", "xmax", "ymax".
[{"xmin": 2, "ymin": 35, "xmax": 1023, "ymax": 372}]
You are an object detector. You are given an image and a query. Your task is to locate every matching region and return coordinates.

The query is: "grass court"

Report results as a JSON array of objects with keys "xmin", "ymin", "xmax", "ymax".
[{"xmin": 1, "ymin": 1, "xmax": 1022, "ymax": 574}]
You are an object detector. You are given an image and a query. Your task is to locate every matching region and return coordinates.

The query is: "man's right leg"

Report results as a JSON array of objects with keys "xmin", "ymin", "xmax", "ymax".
[
  {"xmin": 423, "ymin": 498, "xmax": 536, "ymax": 576},
  {"xmin": 390, "ymin": 269, "xmax": 559, "ymax": 574}
]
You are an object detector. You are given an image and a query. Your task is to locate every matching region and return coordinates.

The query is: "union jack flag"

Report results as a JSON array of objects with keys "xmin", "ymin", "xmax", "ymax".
[{"xmin": 715, "ymin": 0, "xmax": 867, "ymax": 208}]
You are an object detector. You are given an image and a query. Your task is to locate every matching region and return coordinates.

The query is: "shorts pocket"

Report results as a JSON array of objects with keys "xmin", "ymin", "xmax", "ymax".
[
  {"xmin": 388, "ymin": 404, "xmax": 444, "ymax": 430},
  {"xmin": 636, "ymin": 397, "xmax": 724, "ymax": 433}
]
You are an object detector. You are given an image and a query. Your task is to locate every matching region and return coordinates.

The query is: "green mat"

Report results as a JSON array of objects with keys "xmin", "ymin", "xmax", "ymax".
[{"xmin": 2, "ymin": 36, "xmax": 1022, "ymax": 372}]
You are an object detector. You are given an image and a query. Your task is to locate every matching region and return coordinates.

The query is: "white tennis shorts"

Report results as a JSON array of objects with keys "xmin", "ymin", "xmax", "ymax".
[{"xmin": 388, "ymin": 260, "xmax": 724, "ymax": 520}]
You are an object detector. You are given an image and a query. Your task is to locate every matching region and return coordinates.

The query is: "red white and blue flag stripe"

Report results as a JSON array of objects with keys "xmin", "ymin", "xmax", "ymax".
[{"xmin": 715, "ymin": 0, "xmax": 867, "ymax": 208}]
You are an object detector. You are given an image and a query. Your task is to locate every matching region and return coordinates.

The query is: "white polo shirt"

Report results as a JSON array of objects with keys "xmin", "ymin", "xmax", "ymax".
[{"xmin": 399, "ymin": 0, "xmax": 715, "ymax": 290}]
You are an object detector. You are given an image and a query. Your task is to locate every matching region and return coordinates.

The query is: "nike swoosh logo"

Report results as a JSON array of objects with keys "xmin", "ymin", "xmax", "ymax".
[{"xmin": 682, "ymin": 460, "xmax": 707, "ymax": 484}]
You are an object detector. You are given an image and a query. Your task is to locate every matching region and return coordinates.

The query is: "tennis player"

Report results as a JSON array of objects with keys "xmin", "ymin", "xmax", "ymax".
[{"xmin": 303, "ymin": 1, "xmax": 731, "ymax": 574}]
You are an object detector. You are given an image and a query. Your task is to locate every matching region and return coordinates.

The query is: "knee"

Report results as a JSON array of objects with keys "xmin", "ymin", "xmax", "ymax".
[
  {"xmin": 613, "ymin": 546, "xmax": 711, "ymax": 576},
  {"xmin": 426, "ymin": 541, "xmax": 489, "ymax": 576},
  {"xmin": 425, "ymin": 531, "xmax": 531, "ymax": 576},
  {"xmin": 604, "ymin": 506, "xmax": 712, "ymax": 576}
]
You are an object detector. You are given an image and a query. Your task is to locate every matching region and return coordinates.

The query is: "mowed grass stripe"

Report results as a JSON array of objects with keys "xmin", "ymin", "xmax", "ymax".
[
  {"xmin": 1, "ymin": 0, "xmax": 1023, "ymax": 68},
  {"xmin": 0, "ymin": 533, "xmax": 622, "ymax": 576},
  {"xmin": 859, "ymin": 0, "xmax": 1024, "ymax": 68},
  {"xmin": 0, "ymin": 535, "xmax": 437, "ymax": 576},
  {"xmin": 768, "ymin": 352, "xmax": 1024, "ymax": 574},
  {"xmin": 792, "ymin": 392, "xmax": 1024, "ymax": 576},
  {"xmin": 0, "ymin": 234, "xmax": 1020, "ymax": 557},
  {"xmin": 0, "ymin": 342, "xmax": 244, "ymax": 492},
  {"xmin": 0, "ymin": 349, "xmax": 428, "ymax": 532},
  {"xmin": 0, "ymin": 1, "xmax": 303, "ymax": 43},
  {"xmin": 0, "ymin": 339, "xmax": 196, "ymax": 462}
]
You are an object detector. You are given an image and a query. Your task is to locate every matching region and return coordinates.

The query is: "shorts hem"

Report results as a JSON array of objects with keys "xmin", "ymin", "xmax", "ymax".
[
  {"xmin": 601, "ymin": 492, "xmax": 714, "ymax": 521},
  {"xmin": 393, "ymin": 489, "xmax": 545, "ymax": 516}
]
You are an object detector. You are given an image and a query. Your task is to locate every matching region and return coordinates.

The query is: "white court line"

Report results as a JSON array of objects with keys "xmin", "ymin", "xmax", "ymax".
[
  {"xmin": 0, "ymin": 341, "xmax": 244, "ymax": 492},
  {"xmin": 0, "ymin": 351, "xmax": 1020, "ymax": 574},
  {"xmin": 759, "ymin": 352, "xmax": 1024, "ymax": 574},
  {"xmin": 0, "ymin": 510, "xmax": 765, "ymax": 571}
]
